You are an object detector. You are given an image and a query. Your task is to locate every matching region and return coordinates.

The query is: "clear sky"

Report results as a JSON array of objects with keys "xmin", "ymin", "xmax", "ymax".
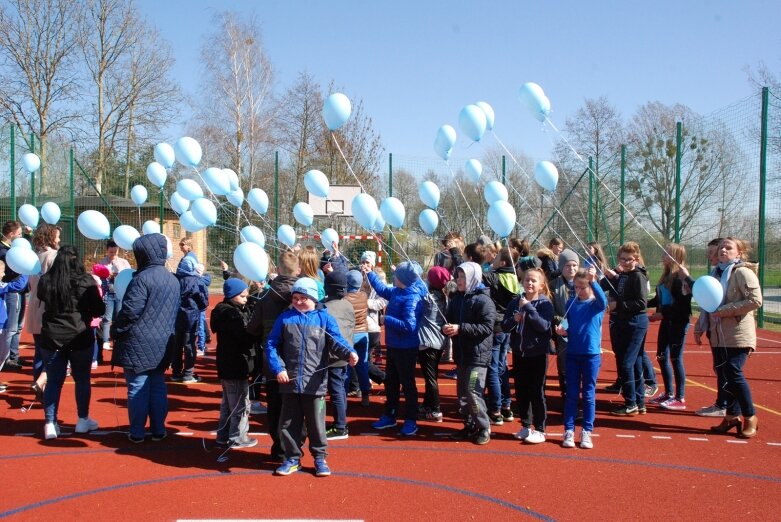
[{"xmin": 135, "ymin": 0, "xmax": 780, "ymax": 163}]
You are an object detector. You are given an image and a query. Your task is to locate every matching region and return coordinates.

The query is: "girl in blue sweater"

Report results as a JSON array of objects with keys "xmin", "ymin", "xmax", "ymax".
[{"xmin": 555, "ymin": 267, "xmax": 607, "ymax": 449}]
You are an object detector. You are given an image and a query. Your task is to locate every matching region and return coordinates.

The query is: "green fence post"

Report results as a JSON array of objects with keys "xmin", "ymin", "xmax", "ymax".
[
  {"xmin": 588, "ymin": 157, "xmax": 594, "ymax": 242},
  {"xmin": 757, "ymin": 87, "xmax": 769, "ymax": 327},
  {"xmin": 502, "ymin": 155, "xmax": 506, "ymax": 185},
  {"xmin": 10, "ymin": 126, "xmax": 15, "ymax": 220},
  {"xmin": 675, "ymin": 122, "xmax": 682, "ymax": 243},
  {"xmin": 30, "ymin": 132, "xmax": 36, "ymax": 205},
  {"xmin": 620, "ymin": 145, "xmax": 626, "ymax": 246},
  {"xmin": 69, "ymin": 148, "xmax": 75, "ymax": 244}
]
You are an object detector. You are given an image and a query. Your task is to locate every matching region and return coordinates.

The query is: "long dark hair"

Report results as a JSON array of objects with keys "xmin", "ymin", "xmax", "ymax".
[{"xmin": 39, "ymin": 245, "xmax": 87, "ymax": 311}]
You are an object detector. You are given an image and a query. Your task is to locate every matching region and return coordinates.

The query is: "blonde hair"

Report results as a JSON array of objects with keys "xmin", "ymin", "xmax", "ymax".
[
  {"xmin": 721, "ymin": 237, "xmax": 751, "ymax": 261},
  {"xmin": 659, "ymin": 243, "xmax": 686, "ymax": 287},
  {"xmin": 278, "ymin": 251, "xmax": 299, "ymax": 276},
  {"xmin": 523, "ymin": 267, "xmax": 551, "ymax": 300},
  {"xmin": 298, "ymin": 246, "xmax": 320, "ymax": 279}
]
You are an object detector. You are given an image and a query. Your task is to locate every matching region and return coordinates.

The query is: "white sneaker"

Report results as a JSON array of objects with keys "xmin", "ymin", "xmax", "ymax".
[
  {"xmin": 75, "ymin": 417, "xmax": 99, "ymax": 433},
  {"xmin": 524, "ymin": 429, "xmax": 546, "ymax": 444},
  {"xmin": 44, "ymin": 422, "xmax": 59, "ymax": 440},
  {"xmin": 513, "ymin": 426, "xmax": 531, "ymax": 440},
  {"xmin": 695, "ymin": 404, "xmax": 726, "ymax": 417},
  {"xmin": 562, "ymin": 429, "xmax": 575, "ymax": 448},
  {"xmin": 91, "ymin": 360, "xmax": 98, "ymax": 370},
  {"xmin": 580, "ymin": 430, "xmax": 594, "ymax": 449},
  {"xmin": 102, "ymin": 342, "xmax": 112, "ymax": 351}
]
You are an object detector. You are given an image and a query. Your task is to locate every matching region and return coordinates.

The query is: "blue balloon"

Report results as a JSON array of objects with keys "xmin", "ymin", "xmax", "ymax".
[
  {"xmin": 465, "ymin": 159, "xmax": 482, "ymax": 183},
  {"xmin": 418, "ymin": 209, "xmax": 439, "ymax": 235},
  {"xmin": 277, "ymin": 224, "xmax": 297, "ymax": 248},
  {"xmin": 487, "ymin": 201, "xmax": 516, "ymax": 238},
  {"xmin": 18, "ymin": 204, "xmax": 39, "ymax": 228},
  {"xmin": 227, "ymin": 187, "xmax": 244, "ymax": 207},
  {"xmin": 380, "ymin": 197, "xmax": 406, "ymax": 228},
  {"xmin": 179, "ymin": 210, "xmax": 206, "ymax": 233},
  {"xmin": 475, "ymin": 101, "xmax": 495, "ymax": 131},
  {"xmin": 177, "ymin": 179, "xmax": 204, "ymax": 201},
  {"xmin": 534, "ymin": 161, "xmax": 559, "ymax": 191},
  {"xmin": 518, "ymin": 82, "xmax": 551, "ymax": 122},
  {"xmin": 351, "ymin": 193, "xmax": 378, "ymax": 230},
  {"xmin": 6, "ymin": 246, "xmax": 41, "ymax": 275},
  {"xmin": 459, "ymin": 104, "xmax": 487, "ymax": 142},
  {"xmin": 304, "ymin": 170, "xmax": 330, "ymax": 198},
  {"xmin": 77, "ymin": 210, "xmax": 111, "ymax": 240},
  {"xmin": 191, "ymin": 198, "xmax": 218, "ymax": 226},
  {"xmin": 170, "ymin": 191, "xmax": 190, "ymax": 215},
  {"xmin": 234, "ymin": 242, "xmax": 269, "ymax": 282},
  {"xmin": 112, "ymin": 225, "xmax": 140, "ymax": 250},
  {"xmin": 130, "ymin": 185, "xmax": 148, "ymax": 206},
  {"xmin": 114, "ymin": 268, "xmax": 136, "ymax": 312},
  {"xmin": 323, "ymin": 93, "xmax": 352, "ymax": 131},
  {"xmin": 146, "ymin": 162, "xmax": 167, "ymax": 188},
  {"xmin": 11, "ymin": 237, "xmax": 31, "ymax": 249},
  {"xmin": 372, "ymin": 214, "xmax": 385, "ymax": 233},
  {"xmin": 240, "ymin": 225, "xmax": 265, "ymax": 247},
  {"xmin": 154, "ymin": 142, "xmax": 175, "ymax": 169},
  {"xmin": 434, "ymin": 125, "xmax": 457, "ymax": 161},
  {"xmin": 484, "ymin": 181, "xmax": 509, "ymax": 205},
  {"xmin": 223, "ymin": 169, "xmax": 239, "ymax": 192},
  {"xmin": 40, "ymin": 201, "xmax": 61, "ymax": 224},
  {"xmin": 142, "ymin": 220, "xmax": 160, "ymax": 234},
  {"xmin": 247, "ymin": 188, "xmax": 269, "ymax": 215},
  {"xmin": 419, "ymin": 181, "xmax": 440, "ymax": 209},
  {"xmin": 320, "ymin": 228, "xmax": 340, "ymax": 250},
  {"xmin": 174, "ymin": 136, "xmax": 202, "ymax": 168},
  {"xmin": 203, "ymin": 167, "xmax": 231, "ymax": 196},
  {"xmin": 22, "ymin": 153, "xmax": 41, "ymax": 173},
  {"xmin": 692, "ymin": 275, "xmax": 724, "ymax": 313},
  {"xmin": 293, "ymin": 202, "xmax": 314, "ymax": 227}
]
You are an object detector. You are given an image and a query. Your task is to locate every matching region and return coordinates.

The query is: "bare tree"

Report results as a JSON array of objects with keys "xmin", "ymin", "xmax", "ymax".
[{"xmin": 0, "ymin": 0, "xmax": 83, "ymax": 195}]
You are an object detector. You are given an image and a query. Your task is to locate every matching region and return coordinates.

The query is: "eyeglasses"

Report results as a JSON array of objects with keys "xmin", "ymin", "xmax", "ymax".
[{"xmin": 618, "ymin": 257, "xmax": 635, "ymax": 262}]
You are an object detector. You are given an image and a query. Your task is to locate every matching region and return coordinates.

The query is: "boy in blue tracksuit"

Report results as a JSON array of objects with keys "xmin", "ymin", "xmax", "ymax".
[
  {"xmin": 265, "ymin": 277, "xmax": 358, "ymax": 477},
  {"xmin": 555, "ymin": 267, "xmax": 607, "ymax": 449},
  {"xmin": 365, "ymin": 261, "xmax": 426, "ymax": 436}
]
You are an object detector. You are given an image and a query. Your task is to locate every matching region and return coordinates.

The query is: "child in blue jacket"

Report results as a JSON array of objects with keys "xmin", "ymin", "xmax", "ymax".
[{"xmin": 555, "ymin": 267, "xmax": 607, "ymax": 449}]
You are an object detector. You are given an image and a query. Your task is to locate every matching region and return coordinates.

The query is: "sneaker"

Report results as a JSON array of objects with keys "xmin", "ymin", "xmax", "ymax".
[
  {"xmin": 314, "ymin": 457, "xmax": 331, "ymax": 477},
  {"xmin": 361, "ymin": 395, "xmax": 371, "ymax": 407},
  {"xmin": 562, "ymin": 429, "xmax": 575, "ymax": 448},
  {"xmin": 451, "ymin": 426, "xmax": 478, "ymax": 441},
  {"xmin": 102, "ymin": 342, "xmax": 112, "ymax": 351},
  {"xmin": 127, "ymin": 433, "xmax": 145, "ymax": 443},
  {"xmin": 91, "ymin": 360, "xmax": 98, "ymax": 370},
  {"xmin": 372, "ymin": 415, "xmax": 397, "ymax": 430},
  {"xmin": 326, "ymin": 427, "xmax": 349, "ymax": 440},
  {"xmin": 696, "ymin": 404, "xmax": 727, "ymax": 417},
  {"xmin": 524, "ymin": 429, "xmax": 546, "ymax": 444},
  {"xmin": 580, "ymin": 430, "xmax": 594, "ymax": 449},
  {"xmin": 604, "ymin": 381, "xmax": 622, "ymax": 393},
  {"xmin": 651, "ymin": 393, "xmax": 673, "ymax": 405},
  {"xmin": 196, "ymin": 349, "xmax": 205, "ymax": 356},
  {"xmin": 181, "ymin": 374, "xmax": 202, "ymax": 384},
  {"xmin": 611, "ymin": 404, "xmax": 639, "ymax": 416},
  {"xmin": 661, "ymin": 398, "xmax": 687, "ymax": 411},
  {"xmin": 644, "ymin": 384, "xmax": 659, "ymax": 397},
  {"xmin": 250, "ymin": 401, "xmax": 267, "ymax": 414},
  {"xmin": 637, "ymin": 406, "xmax": 647, "ymax": 415},
  {"xmin": 399, "ymin": 420, "xmax": 418, "ymax": 436},
  {"xmin": 5, "ymin": 359, "xmax": 23, "ymax": 370},
  {"xmin": 232, "ymin": 437, "xmax": 258, "ymax": 448},
  {"xmin": 169, "ymin": 374, "xmax": 183, "ymax": 383},
  {"xmin": 151, "ymin": 432, "xmax": 167, "ymax": 442},
  {"xmin": 74, "ymin": 417, "xmax": 99, "ymax": 433},
  {"xmin": 275, "ymin": 458, "xmax": 301, "ymax": 476},
  {"xmin": 513, "ymin": 426, "xmax": 531, "ymax": 441},
  {"xmin": 44, "ymin": 422, "xmax": 59, "ymax": 440},
  {"xmin": 489, "ymin": 412, "xmax": 504, "ymax": 426},
  {"xmin": 501, "ymin": 408, "xmax": 514, "ymax": 422},
  {"xmin": 347, "ymin": 390, "xmax": 362, "ymax": 398},
  {"xmin": 474, "ymin": 428, "xmax": 490, "ymax": 445},
  {"xmin": 0, "ymin": 383, "xmax": 7, "ymax": 393},
  {"xmin": 418, "ymin": 408, "xmax": 443, "ymax": 422},
  {"xmin": 443, "ymin": 369, "xmax": 458, "ymax": 380}
]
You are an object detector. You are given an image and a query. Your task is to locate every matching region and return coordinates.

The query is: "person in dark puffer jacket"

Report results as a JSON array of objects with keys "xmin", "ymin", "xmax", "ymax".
[
  {"xmin": 445, "ymin": 262, "xmax": 496, "ymax": 445},
  {"xmin": 112, "ymin": 234, "xmax": 180, "ymax": 443}
]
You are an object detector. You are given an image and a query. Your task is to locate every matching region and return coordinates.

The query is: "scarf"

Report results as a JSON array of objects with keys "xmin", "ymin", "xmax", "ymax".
[{"xmin": 716, "ymin": 259, "xmax": 740, "ymax": 305}]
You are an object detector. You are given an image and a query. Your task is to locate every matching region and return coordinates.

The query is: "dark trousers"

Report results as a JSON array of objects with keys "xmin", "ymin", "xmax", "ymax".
[
  {"xmin": 172, "ymin": 322, "xmax": 198, "ymax": 378},
  {"xmin": 418, "ymin": 347, "xmax": 442, "ymax": 412},
  {"xmin": 657, "ymin": 320, "xmax": 688, "ymax": 399},
  {"xmin": 514, "ymin": 354, "xmax": 548, "ymax": 432},
  {"xmin": 327, "ymin": 366, "xmax": 348, "ymax": 429},
  {"xmin": 266, "ymin": 380, "xmax": 283, "ymax": 460},
  {"xmin": 384, "ymin": 347, "xmax": 418, "ymax": 421},
  {"xmin": 279, "ymin": 393, "xmax": 327, "ymax": 460},
  {"xmin": 611, "ymin": 313, "xmax": 649, "ymax": 407},
  {"xmin": 711, "ymin": 345, "xmax": 729, "ymax": 408},
  {"xmin": 714, "ymin": 347, "xmax": 755, "ymax": 417}
]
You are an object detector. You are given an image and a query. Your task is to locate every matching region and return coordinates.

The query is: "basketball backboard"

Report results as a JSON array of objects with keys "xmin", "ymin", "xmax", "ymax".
[{"xmin": 308, "ymin": 185, "xmax": 363, "ymax": 217}]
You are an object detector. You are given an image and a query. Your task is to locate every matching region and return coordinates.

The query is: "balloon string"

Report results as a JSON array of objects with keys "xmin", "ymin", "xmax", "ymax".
[
  {"xmin": 444, "ymin": 163, "xmax": 486, "ymax": 236},
  {"xmin": 329, "ymin": 132, "xmax": 367, "ymax": 194}
]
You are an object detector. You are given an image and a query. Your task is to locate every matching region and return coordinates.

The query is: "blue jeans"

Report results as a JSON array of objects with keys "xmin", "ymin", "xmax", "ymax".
[
  {"xmin": 657, "ymin": 321, "xmax": 688, "ymax": 399},
  {"xmin": 40, "ymin": 347, "xmax": 93, "ymax": 423},
  {"xmin": 124, "ymin": 367, "xmax": 168, "ymax": 438},
  {"xmin": 2, "ymin": 292, "xmax": 25, "ymax": 362},
  {"xmin": 197, "ymin": 311, "xmax": 207, "ymax": 351},
  {"xmin": 611, "ymin": 313, "xmax": 649, "ymax": 408},
  {"xmin": 101, "ymin": 293, "xmax": 118, "ymax": 343},
  {"xmin": 384, "ymin": 347, "xmax": 419, "ymax": 421},
  {"xmin": 564, "ymin": 353, "xmax": 601, "ymax": 431},
  {"xmin": 353, "ymin": 333, "xmax": 371, "ymax": 392},
  {"xmin": 328, "ymin": 366, "xmax": 348, "ymax": 429},
  {"xmin": 714, "ymin": 347, "xmax": 754, "ymax": 417},
  {"xmin": 486, "ymin": 332, "xmax": 510, "ymax": 412}
]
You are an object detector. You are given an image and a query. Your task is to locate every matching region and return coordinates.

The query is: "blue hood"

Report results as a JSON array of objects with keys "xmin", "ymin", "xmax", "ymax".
[{"xmin": 133, "ymin": 234, "xmax": 169, "ymax": 271}]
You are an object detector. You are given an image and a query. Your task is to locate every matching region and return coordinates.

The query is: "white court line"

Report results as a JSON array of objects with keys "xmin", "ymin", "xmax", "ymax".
[
  {"xmin": 248, "ymin": 432, "xmax": 268, "ymax": 436},
  {"xmin": 726, "ymin": 440, "xmax": 748, "ymax": 444},
  {"xmin": 688, "ymin": 437, "xmax": 709, "ymax": 441},
  {"xmin": 651, "ymin": 436, "xmax": 672, "ymax": 439},
  {"xmin": 767, "ymin": 442, "xmax": 781, "ymax": 446},
  {"xmin": 756, "ymin": 335, "xmax": 781, "ymax": 345},
  {"xmin": 175, "ymin": 432, "xmax": 194, "ymax": 436},
  {"xmin": 616, "ymin": 434, "xmax": 635, "ymax": 438}
]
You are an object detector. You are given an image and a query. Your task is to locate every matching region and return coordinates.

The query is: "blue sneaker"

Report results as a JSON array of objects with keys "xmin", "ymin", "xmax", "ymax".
[
  {"xmin": 372, "ymin": 415, "xmax": 397, "ymax": 430},
  {"xmin": 275, "ymin": 458, "xmax": 301, "ymax": 476},
  {"xmin": 314, "ymin": 457, "xmax": 331, "ymax": 477},
  {"xmin": 400, "ymin": 420, "xmax": 418, "ymax": 436}
]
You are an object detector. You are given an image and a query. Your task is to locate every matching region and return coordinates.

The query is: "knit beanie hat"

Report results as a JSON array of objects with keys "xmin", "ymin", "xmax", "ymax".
[
  {"xmin": 346, "ymin": 269, "xmax": 363, "ymax": 291},
  {"xmin": 558, "ymin": 248, "xmax": 579, "ymax": 267},
  {"xmin": 394, "ymin": 261, "xmax": 421, "ymax": 287},
  {"xmin": 291, "ymin": 277, "xmax": 319, "ymax": 302},
  {"xmin": 427, "ymin": 266, "xmax": 451, "ymax": 290},
  {"xmin": 223, "ymin": 278, "xmax": 248, "ymax": 299},
  {"xmin": 324, "ymin": 270, "xmax": 347, "ymax": 299},
  {"xmin": 360, "ymin": 251, "xmax": 377, "ymax": 266}
]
